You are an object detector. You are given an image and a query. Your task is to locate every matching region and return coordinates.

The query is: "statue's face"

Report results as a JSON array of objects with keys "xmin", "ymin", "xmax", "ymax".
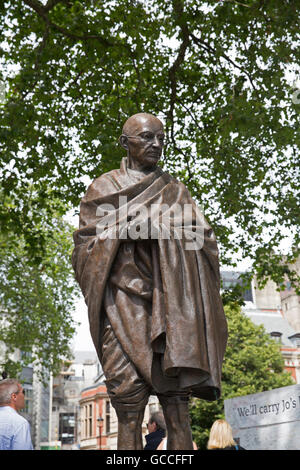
[{"xmin": 121, "ymin": 114, "xmax": 164, "ymax": 170}]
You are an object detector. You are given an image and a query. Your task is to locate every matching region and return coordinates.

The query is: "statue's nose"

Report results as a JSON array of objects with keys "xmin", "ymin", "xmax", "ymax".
[{"xmin": 152, "ymin": 135, "xmax": 161, "ymax": 147}]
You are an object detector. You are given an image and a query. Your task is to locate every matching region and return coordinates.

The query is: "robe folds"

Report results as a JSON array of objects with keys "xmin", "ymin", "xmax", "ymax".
[{"xmin": 72, "ymin": 157, "xmax": 228, "ymax": 401}]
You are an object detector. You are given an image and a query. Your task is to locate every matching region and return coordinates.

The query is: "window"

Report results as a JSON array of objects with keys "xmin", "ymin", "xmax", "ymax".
[
  {"xmin": 21, "ymin": 351, "xmax": 33, "ymax": 362},
  {"xmin": 89, "ymin": 404, "xmax": 93, "ymax": 437},
  {"xmin": 24, "ymin": 388, "xmax": 33, "ymax": 415},
  {"xmin": 270, "ymin": 332, "xmax": 282, "ymax": 343},
  {"xmin": 83, "ymin": 404, "xmax": 93, "ymax": 438},
  {"xmin": 288, "ymin": 334, "xmax": 300, "ymax": 348},
  {"xmin": 105, "ymin": 400, "xmax": 110, "ymax": 434},
  {"xmin": 220, "ymin": 272, "xmax": 253, "ymax": 302},
  {"xmin": 59, "ymin": 413, "xmax": 76, "ymax": 444}
]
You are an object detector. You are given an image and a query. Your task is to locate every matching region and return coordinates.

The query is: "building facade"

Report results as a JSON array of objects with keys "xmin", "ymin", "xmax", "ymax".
[
  {"xmin": 79, "ymin": 375, "xmax": 160, "ymax": 450},
  {"xmin": 47, "ymin": 351, "xmax": 99, "ymax": 450},
  {"xmin": 222, "ymin": 270, "xmax": 300, "ymax": 384},
  {"xmin": 279, "ymin": 257, "xmax": 300, "ymax": 332},
  {"xmin": 79, "ymin": 382, "xmax": 111, "ymax": 450}
]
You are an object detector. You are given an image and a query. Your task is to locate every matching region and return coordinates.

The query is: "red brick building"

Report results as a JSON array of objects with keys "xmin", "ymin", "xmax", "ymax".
[
  {"xmin": 79, "ymin": 380, "xmax": 159, "ymax": 450},
  {"xmin": 79, "ymin": 382, "xmax": 112, "ymax": 450},
  {"xmin": 281, "ymin": 344, "xmax": 300, "ymax": 383}
]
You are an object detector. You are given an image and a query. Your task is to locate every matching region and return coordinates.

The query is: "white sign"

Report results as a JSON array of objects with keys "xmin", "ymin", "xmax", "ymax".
[{"xmin": 225, "ymin": 384, "xmax": 300, "ymax": 429}]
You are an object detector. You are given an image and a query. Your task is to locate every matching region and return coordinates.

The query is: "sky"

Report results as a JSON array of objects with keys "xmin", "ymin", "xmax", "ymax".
[
  {"xmin": 71, "ymin": 296, "xmax": 96, "ymax": 353},
  {"xmin": 64, "ymin": 206, "xmax": 97, "ymax": 353}
]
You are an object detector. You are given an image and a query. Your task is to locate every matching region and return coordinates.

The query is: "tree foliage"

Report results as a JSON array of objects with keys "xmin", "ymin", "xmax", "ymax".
[
  {"xmin": 0, "ymin": 0, "xmax": 299, "ymax": 293},
  {"xmin": 0, "ymin": 211, "xmax": 78, "ymax": 380},
  {"xmin": 0, "ymin": 1, "xmax": 299, "ymax": 372},
  {"xmin": 190, "ymin": 303, "xmax": 294, "ymax": 449}
]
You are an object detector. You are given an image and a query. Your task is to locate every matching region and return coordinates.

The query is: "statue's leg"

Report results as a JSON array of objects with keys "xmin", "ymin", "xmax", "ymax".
[
  {"xmin": 158, "ymin": 394, "xmax": 193, "ymax": 450},
  {"xmin": 100, "ymin": 316, "xmax": 151, "ymax": 449},
  {"xmin": 115, "ymin": 407, "xmax": 145, "ymax": 450}
]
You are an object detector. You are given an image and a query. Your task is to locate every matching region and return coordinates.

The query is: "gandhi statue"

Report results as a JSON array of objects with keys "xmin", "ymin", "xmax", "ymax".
[{"xmin": 72, "ymin": 113, "xmax": 227, "ymax": 449}]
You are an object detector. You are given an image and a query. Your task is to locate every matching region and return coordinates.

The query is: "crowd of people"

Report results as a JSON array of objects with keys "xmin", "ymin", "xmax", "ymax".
[{"xmin": 0, "ymin": 377, "xmax": 244, "ymax": 451}]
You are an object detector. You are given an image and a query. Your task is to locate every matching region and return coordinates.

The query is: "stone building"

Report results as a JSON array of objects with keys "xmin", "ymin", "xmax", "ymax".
[
  {"xmin": 79, "ymin": 380, "xmax": 111, "ymax": 450},
  {"xmin": 243, "ymin": 304, "xmax": 300, "ymax": 383},
  {"xmin": 46, "ymin": 350, "xmax": 99, "ymax": 450},
  {"xmin": 222, "ymin": 270, "xmax": 300, "ymax": 383},
  {"xmin": 279, "ymin": 257, "xmax": 300, "ymax": 332}
]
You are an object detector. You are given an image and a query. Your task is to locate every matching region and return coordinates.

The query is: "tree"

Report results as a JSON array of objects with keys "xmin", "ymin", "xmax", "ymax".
[
  {"xmin": 0, "ymin": 211, "xmax": 79, "ymax": 381},
  {"xmin": 190, "ymin": 303, "xmax": 294, "ymax": 449},
  {"xmin": 1, "ymin": 0, "xmax": 299, "ymax": 293}
]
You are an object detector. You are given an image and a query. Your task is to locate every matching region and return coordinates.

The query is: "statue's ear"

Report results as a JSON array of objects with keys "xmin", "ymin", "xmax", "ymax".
[{"xmin": 119, "ymin": 134, "xmax": 128, "ymax": 150}]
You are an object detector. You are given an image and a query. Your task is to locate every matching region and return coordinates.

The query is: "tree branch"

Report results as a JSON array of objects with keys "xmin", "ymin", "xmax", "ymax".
[
  {"xmin": 167, "ymin": 1, "xmax": 190, "ymax": 126},
  {"xmin": 23, "ymin": 0, "xmax": 46, "ymax": 17},
  {"xmin": 22, "ymin": 0, "xmax": 118, "ymax": 48},
  {"xmin": 165, "ymin": 1, "xmax": 193, "ymax": 180},
  {"xmin": 168, "ymin": 36, "xmax": 190, "ymax": 119},
  {"xmin": 44, "ymin": 0, "xmax": 64, "ymax": 12},
  {"xmin": 190, "ymin": 33, "xmax": 257, "ymax": 91}
]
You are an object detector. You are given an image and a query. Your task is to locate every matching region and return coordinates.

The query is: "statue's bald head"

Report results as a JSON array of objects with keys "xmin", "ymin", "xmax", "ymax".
[
  {"xmin": 120, "ymin": 113, "xmax": 165, "ymax": 171},
  {"xmin": 122, "ymin": 113, "xmax": 164, "ymax": 136}
]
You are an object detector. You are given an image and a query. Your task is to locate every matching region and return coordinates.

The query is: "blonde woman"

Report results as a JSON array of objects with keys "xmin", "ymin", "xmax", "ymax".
[{"xmin": 207, "ymin": 419, "xmax": 245, "ymax": 450}]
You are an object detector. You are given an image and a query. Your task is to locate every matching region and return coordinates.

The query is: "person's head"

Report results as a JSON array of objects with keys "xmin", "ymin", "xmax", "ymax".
[
  {"xmin": 119, "ymin": 113, "xmax": 165, "ymax": 171},
  {"xmin": 207, "ymin": 419, "xmax": 236, "ymax": 449},
  {"xmin": 0, "ymin": 379, "xmax": 25, "ymax": 411},
  {"xmin": 147, "ymin": 411, "xmax": 166, "ymax": 434}
]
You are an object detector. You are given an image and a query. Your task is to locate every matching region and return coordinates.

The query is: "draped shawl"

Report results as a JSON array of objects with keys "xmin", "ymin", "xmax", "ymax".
[{"xmin": 72, "ymin": 158, "xmax": 227, "ymax": 401}]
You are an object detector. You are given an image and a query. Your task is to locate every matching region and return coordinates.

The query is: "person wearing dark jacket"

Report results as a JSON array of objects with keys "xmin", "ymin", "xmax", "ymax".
[
  {"xmin": 144, "ymin": 411, "xmax": 166, "ymax": 450},
  {"xmin": 207, "ymin": 419, "xmax": 245, "ymax": 450}
]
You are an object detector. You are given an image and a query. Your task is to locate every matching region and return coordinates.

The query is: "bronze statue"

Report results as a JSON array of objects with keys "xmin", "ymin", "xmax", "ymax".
[{"xmin": 72, "ymin": 113, "xmax": 227, "ymax": 450}]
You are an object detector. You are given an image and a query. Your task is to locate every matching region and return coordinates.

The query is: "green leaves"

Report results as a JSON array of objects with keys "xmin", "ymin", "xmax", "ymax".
[
  {"xmin": 0, "ymin": 0, "xmax": 299, "ymax": 374},
  {"xmin": 0, "ymin": 216, "xmax": 79, "ymax": 381},
  {"xmin": 190, "ymin": 303, "xmax": 294, "ymax": 449}
]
